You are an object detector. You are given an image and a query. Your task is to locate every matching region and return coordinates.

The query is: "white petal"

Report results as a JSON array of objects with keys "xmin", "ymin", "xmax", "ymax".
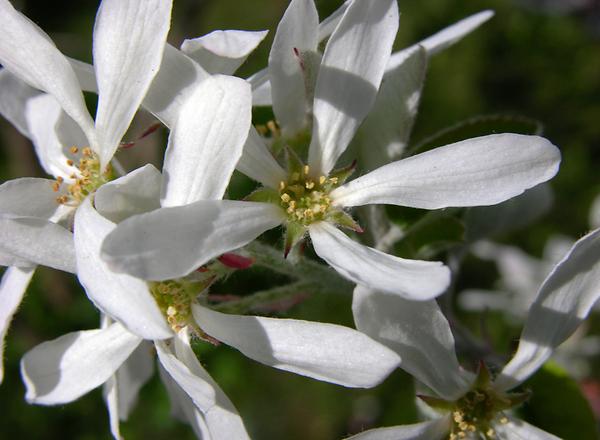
[
  {"xmin": 308, "ymin": 0, "xmax": 399, "ymax": 176},
  {"xmin": 0, "ymin": 251, "xmax": 31, "ymax": 268},
  {"xmin": 494, "ymin": 416, "xmax": 561, "ymax": 440},
  {"xmin": 161, "ymin": 75, "xmax": 252, "ymax": 206},
  {"xmin": 236, "ymin": 127, "xmax": 287, "ymax": 189},
  {"xmin": 331, "ymin": 134, "xmax": 561, "ymax": 209},
  {"xmin": 181, "ymin": 30, "xmax": 268, "ymax": 75},
  {"xmin": 102, "ymin": 200, "xmax": 285, "ymax": 280},
  {"xmin": 21, "ymin": 323, "xmax": 141, "ymax": 405},
  {"xmin": 143, "ymin": 45, "xmax": 209, "ymax": 128},
  {"xmin": 353, "ymin": 46, "xmax": 427, "ymax": 172},
  {"xmin": 269, "ymin": 0, "xmax": 318, "ymax": 134},
  {"xmin": 0, "ymin": 0, "xmax": 95, "ymax": 142},
  {"xmin": 74, "ymin": 198, "xmax": 172, "ymax": 340},
  {"xmin": 69, "ymin": 57, "xmax": 98, "ymax": 94},
  {"xmin": 346, "ymin": 416, "xmax": 450, "ymax": 440},
  {"xmin": 317, "ymin": 0, "xmax": 350, "ymax": 41},
  {"xmin": 0, "ymin": 265, "xmax": 35, "ymax": 383},
  {"xmin": 387, "ymin": 11, "xmax": 494, "ymax": 72},
  {"xmin": 497, "ymin": 228, "xmax": 600, "ymax": 390},
  {"xmin": 25, "ymin": 93, "xmax": 87, "ymax": 179},
  {"xmin": 0, "ymin": 68, "xmax": 40, "ymax": 137},
  {"xmin": 0, "ymin": 178, "xmax": 63, "ymax": 219},
  {"xmin": 193, "ymin": 305, "xmax": 401, "ymax": 388},
  {"xmin": 104, "ymin": 374, "xmax": 122, "ymax": 440},
  {"xmin": 0, "ymin": 215, "xmax": 75, "ymax": 273},
  {"xmin": 114, "ymin": 340, "xmax": 154, "ymax": 419},
  {"xmin": 95, "ymin": 164, "xmax": 162, "ymax": 223},
  {"xmin": 309, "ymin": 222, "xmax": 450, "ymax": 300},
  {"xmin": 93, "ymin": 0, "xmax": 172, "ymax": 168},
  {"xmin": 590, "ymin": 193, "xmax": 600, "ymax": 229},
  {"xmin": 155, "ymin": 338, "xmax": 216, "ymax": 411},
  {"xmin": 353, "ymin": 286, "xmax": 472, "ymax": 400},
  {"xmin": 159, "ymin": 362, "xmax": 250, "ymax": 440}
]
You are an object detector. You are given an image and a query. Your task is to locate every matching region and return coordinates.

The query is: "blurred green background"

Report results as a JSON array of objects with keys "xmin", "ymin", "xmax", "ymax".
[{"xmin": 1, "ymin": 0, "xmax": 599, "ymax": 438}]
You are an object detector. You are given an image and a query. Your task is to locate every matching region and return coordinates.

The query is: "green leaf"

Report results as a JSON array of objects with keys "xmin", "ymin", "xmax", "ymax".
[
  {"xmin": 518, "ymin": 362, "xmax": 599, "ymax": 440},
  {"xmin": 409, "ymin": 114, "xmax": 544, "ymax": 156}
]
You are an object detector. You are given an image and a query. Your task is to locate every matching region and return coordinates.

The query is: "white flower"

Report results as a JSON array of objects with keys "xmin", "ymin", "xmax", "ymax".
[
  {"xmin": 348, "ymin": 227, "xmax": 600, "ymax": 439},
  {"xmin": 101, "ymin": 0, "xmax": 560, "ymax": 303},
  {"xmin": 0, "ymin": 0, "xmax": 172, "ymax": 383}
]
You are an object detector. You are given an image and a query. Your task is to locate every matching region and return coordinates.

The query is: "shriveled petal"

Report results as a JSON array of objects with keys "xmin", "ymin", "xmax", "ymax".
[
  {"xmin": 95, "ymin": 164, "xmax": 162, "ymax": 223},
  {"xmin": 0, "ymin": 68, "xmax": 40, "ymax": 137},
  {"xmin": 25, "ymin": 93, "xmax": 87, "ymax": 179},
  {"xmin": 102, "ymin": 200, "xmax": 285, "ymax": 280},
  {"xmin": 496, "ymin": 228, "xmax": 600, "ymax": 390},
  {"xmin": 74, "ymin": 198, "xmax": 172, "ymax": 340},
  {"xmin": 346, "ymin": 416, "xmax": 451, "ymax": 440},
  {"xmin": 308, "ymin": 0, "xmax": 399, "ymax": 176},
  {"xmin": 155, "ymin": 338, "xmax": 216, "ymax": 411},
  {"xmin": 237, "ymin": 127, "xmax": 287, "ymax": 189},
  {"xmin": 0, "ymin": 178, "xmax": 63, "ymax": 219},
  {"xmin": 181, "ymin": 30, "xmax": 268, "ymax": 75},
  {"xmin": 309, "ymin": 222, "xmax": 450, "ymax": 300},
  {"xmin": 0, "ymin": 0, "xmax": 95, "ymax": 142},
  {"xmin": 331, "ymin": 134, "xmax": 561, "ymax": 209},
  {"xmin": 0, "ymin": 265, "xmax": 35, "ymax": 383},
  {"xmin": 93, "ymin": 0, "xmax": 172, "ymax": 168},
  {"xmin": 269, "ymin": 0, "xmax": 318, "ymax": 135},
  {"xmin": 352, "ymin": 46, "xmax": 427, "ymax": 172},
  {"xmin": 494, "ymin": 416, "xmax": 561, "ymax": 440},
  {"xmin": 21, "ymin": 323, "xmax": 141, "ymax": 405},
  {"xmin": 387, "ymin": 10, "xmax": 495, "ymax": 70},
  {"xmin": 0, "ymin": 216, "xmax": 75, "ymax": 273},
  {"xmin": 193, "ymin": 305, "xmax": 400, "ymax": 388},
  {"xmin": 353, "ymin": 286, "xmax": 472, "ymax": 400},
  {"xmin": 161, "ymin": 75, "xmax": 252, "ymax": 206}
]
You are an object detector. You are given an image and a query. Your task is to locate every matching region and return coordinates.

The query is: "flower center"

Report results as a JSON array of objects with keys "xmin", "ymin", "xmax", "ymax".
[
  {"xmin": 450, "ymin": 388, "xmax": 509, "ymax": 439},
  {"xmin": 278, "ymin": 165, "xmax": 338, "ymax": 226},
  {"xmin": 52, "ymin": 146, "xmax": 114, "ymax": 206},
  {"xmin": 149, "ymin": 279, "xmax": 201, "ymax": 332}
]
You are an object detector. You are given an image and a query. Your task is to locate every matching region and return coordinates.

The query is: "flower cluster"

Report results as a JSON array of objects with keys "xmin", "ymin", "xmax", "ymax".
[{"xmin": 0, "ymin": 0, "xmax": 598, "ymax": 439}]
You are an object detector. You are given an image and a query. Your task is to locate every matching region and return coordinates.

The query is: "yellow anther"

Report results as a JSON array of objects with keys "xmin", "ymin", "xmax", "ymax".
[
  {"xmin": 56, "ymin": 195, "xmax": 68, "ymax": 204},
  {"xmin": 70, "ymin": 146, "xmax": 79, "ymax": 154},
  {"xmin": 305, "ymin": 181, "xmax": 315, "ymax": 189},
  {"xmin": 266, "ymin": 120, "xmax": 277, "ymax": 134},
  {"xmin": 281, "ymin": 193, "xmax": 291, "ymax": 203},
  {"xmin": 56, "ymin": 176, "xmax": 64, "ymax": 184},
  {"xmin": 499, "ymin": 417, "xmax": 508, "ymax": 424},
  {"xmin": 82, "ymin": 147, "xmax": 93, "ymax": 157},
  {"xmin": 319, "ymin": 176, "xmax": 326, "ymax": 184},
  {"xmin": 303, "ymin": 165, "xmax": 310, "ymax": 175},
  {"xmin": 66, "ymin": 159, "xmax": 74, "ymax": 166},
  {"xmin": 279, "ymin": 181, "xmax": 286, "ymax": 191},
  {"xmin": 166, "ymin": 306, "xmax": 177, "ymax": 317},
  {"xmin": 329, "ymin": 177, "xmax": 338, "ymax": 184},
  {"xmin": 52, "ymin": 182, "xmax": 61, "ymax": 192},
  {"xmin": 486, "ymin": 428, "xmax": 495, "ymax": 438}
]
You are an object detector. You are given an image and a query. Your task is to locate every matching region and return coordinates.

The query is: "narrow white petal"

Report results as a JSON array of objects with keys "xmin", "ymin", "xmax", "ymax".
[
  {"xmin": 590, "ymin": 193, "xmax": 600, "ymax": 229},
  {"xmin": 114, "ymin": 341, "xmax": 154, "ymax": 419},
  {"xmin": 309, "ymin": 222, "xmax": 450, "ymax": 300},
  {"xmin": 104, "ymin": 374, "xmax": 122, "ymax": 440},
  {"xmin": 95, "ymin": 164, "xmax": 162, "ymax": 223},
  {"xmin": 317, "ymin": 0, "xmax": 350, "ymax": 41},
  {"xmin": 494, "ymin": 416, "xmax": 561, "ymax": 440},
  {"xmin": 102, "ymin": 200, "xmax": 285, "ymax": 280},
  {"xmin": 21, "ymin": 323, "xmax": 141, "ymax": 405},
  {"xmin": 181, "ymin": 30, "xmax": 268, "ymax": 75},
  {"xmin": 497, "ymin": 228, "xmax": 600, "ymax": 390},
  {"xmin": 193, "ymin": 305, "xmax": 401, "ymax": 388},
  {"xmin": 0, "ymin": 0, "xmax": 95, "ymax": 142},
  {"xmin": 237, "ymin": 127, "xmax": 287, "ymax": 189},
  {"xmin": 0, "ymin": 266, "xmax": 35, "ymax": 383},
  {"xmin": 346, "ymin": 416, "xmax": 450, "ymax": 440},
  {"xmin": 25, "ymin": 93, "xmax": 87, "ymax": 179},
  {"xmin": 74, "ymin": 198, "xmax": 172, "ymax": 340},
  {"xmin": 0, "ymin": 215, "xmax": 75, "ymax": 273},
  {"xmin": 250, "ymin": 71, "xmax": 272, "ymax": 106},
  {"xmin": 143, "ymin": 45, "xmax": 209, "ymax": 128},
  {"xmin": 0, "ymin": 178, "xmax": 63, "ymax": 219},
  {"xmin": 389, "ymin": 10, "xmax": 494, "ymax": 71},
  {"xmin": 353, "ymin": 47, "xmax": 427, "ymax": 172},
  {"xmin": 269, "ymin": 0, "xmax": 318, "ymax": 134},
  {"xmin": 353, "ymin": 286, "xmax": 472, "ymax": 400},
  {"xmin": 331, "ymin": 134, "xmax": 561, "ymax": 209},
  {"xmin": 155, "ymin": 338, "xmax": 216, "ymax": 411},
  {"xmin": 93, "ymin": 0, "xmax": 172, "ymax": 167},
  {"xmin": 161, "ymin": 75, "xmax": 252, "ymax": 206},
  {"xmin": 0, "ymin": 68, "xmax": 40, "ymax": 137},
  {"xmin": 308, "ymin": 0, "xmax": 399, "ymax": 175}
]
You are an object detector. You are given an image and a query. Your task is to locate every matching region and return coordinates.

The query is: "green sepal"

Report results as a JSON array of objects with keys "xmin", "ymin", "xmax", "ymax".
[
  {"xmin": 328, "ymin": 159, "xmax": 357, "ymax": 186},
  {"xmin": 328, "ymin": 210, "xmax": 363, "ymax": 233},
  {"xmin": 417, "ymin": 394, "xmax": 454, "ymax": 411},
  {"xmin": 474, "ymin": 360, "xmax": 493, "ymax": 388},
  {"xmin": 245, "ymin": 187, "xmax": 280, "ymax": 204},
  {"xmin": 284, "ymin": 222, "xmax": 307, "ymax": 257}
]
